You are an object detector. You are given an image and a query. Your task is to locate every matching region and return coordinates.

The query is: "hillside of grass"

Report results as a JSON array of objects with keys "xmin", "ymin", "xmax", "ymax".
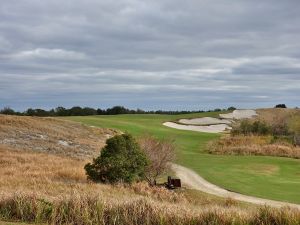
[
  {"xmin": 66, "ymin": 109, "xmax": 300, "ymax": 204},
  {"xmin": 1, "ymin": 114, "xmax": 300, "ymax": 224},
  {"xmin": 1, "ymin": 145, "xmax": 300, "ymax": 225}
]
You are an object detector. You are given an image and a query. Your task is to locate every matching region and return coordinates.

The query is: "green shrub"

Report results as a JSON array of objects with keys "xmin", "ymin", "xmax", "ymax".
[
  {"xmin": 84, "ymin": 134, "xmax": 148, "ymax": 183},
  {"xmin": 232, "ymin": 120, "xmax": 270, "ymax": 136}
]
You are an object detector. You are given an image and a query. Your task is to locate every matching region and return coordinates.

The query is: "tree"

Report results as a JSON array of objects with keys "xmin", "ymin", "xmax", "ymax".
[
  {"xmin": 275, "ymin": 104, "xmax": 287, "ymax": 108},
  {"xmin": 0, "ymin": 107, "xmax": 15, "ymax": 115},
  {"xmin": 138, "ymin": 135, "xmax": 175, "ymax": 186},
  {"xmin": 84, "ymin": 134, "xmax": 148, "ymax": 183},
  {"xmin": 227, "ymin": 106, "xmax": 236, "ymax": 111}
]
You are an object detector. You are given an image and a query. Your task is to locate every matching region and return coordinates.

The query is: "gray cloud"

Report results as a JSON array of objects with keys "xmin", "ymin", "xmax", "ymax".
[{"xmin": 0, "ymin": 0, "xmax": 299, "ymax": 110}]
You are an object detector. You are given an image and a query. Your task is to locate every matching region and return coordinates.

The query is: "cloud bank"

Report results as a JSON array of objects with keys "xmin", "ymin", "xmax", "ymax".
[{"xmin": 0, "ymin": 0, "xmax": 299, "ymax": 110}]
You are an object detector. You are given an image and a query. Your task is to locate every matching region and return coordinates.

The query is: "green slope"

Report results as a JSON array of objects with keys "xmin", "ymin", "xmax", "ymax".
[{"xmin": 65, "ymin": 112, "xmax": 300, "ymax": 204}]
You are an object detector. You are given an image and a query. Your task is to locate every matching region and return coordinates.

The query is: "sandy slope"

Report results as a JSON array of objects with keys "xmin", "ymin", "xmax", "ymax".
[
  {"xmin": 172, "ymin": 164, "xmax": 300, "ymax": 209},
  {"xmin": 163, "ymin": 109, "xmax": 257, "ymax": 133},
  {"xmin": 163, "ymin": 122, "xmax": 231, "ymax": 133},
  {"xmin": 0, "ymin": 115, "xmax": 118, "ymax": 159},
  {"xmin": 179, "ymin": 117, "xmax": 232, "ymax": 125},
  {"xmin": 220, "ymin": 109, "xmax": 257, "ymax": 119}
]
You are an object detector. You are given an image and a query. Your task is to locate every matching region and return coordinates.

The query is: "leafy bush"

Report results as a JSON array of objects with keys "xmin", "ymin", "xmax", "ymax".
[
  {"xmin": 227, "ymin": 106, "xmax": 236, "ymax": 111},
  {"xmin": 232, "ymin": 120, "xmax": 270, "ymax": 136},
  {"xmin": 84, "ymin": 134, "xmax": 148, "ymax": 183},
  {"xmin": 0, "ymin": 107, "xmax": 15, "ymax": 115},
  {"xmin": 275, "ymin": 104, "xmax": 287, "ymax": 108}
]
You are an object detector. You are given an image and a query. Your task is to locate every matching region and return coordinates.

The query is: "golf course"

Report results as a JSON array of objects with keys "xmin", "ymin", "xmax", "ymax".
[{"xmin": 66, "ymin": 111, "xmax": 300, "ymax": 204}]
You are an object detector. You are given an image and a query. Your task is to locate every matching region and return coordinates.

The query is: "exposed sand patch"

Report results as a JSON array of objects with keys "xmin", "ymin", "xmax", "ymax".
[
  {"xmin": 0, "ymin": 115, "xmax": 119, "ymax": 159},
  {"xmin": 163, "ymin": 122, "xmax": 231, "ymax": 133},
  {"xmin": 179, "ymin": 117, "xmax": 231, "ymax": 125},
  {"xmin": 220, "ymin": 109, "xmax": 257, "ymax": 119},
  {"xmin": 163, "ymin": 109, "xmax": 257, "ymax": 133}
]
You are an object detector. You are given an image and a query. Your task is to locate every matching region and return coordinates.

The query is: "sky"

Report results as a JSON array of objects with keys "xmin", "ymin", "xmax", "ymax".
[{"xmin": 0, "ymin": 0, "xmax": 300, "ymax": 111}]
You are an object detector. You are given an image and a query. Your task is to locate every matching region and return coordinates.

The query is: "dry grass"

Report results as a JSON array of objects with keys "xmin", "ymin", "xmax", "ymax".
[
  {"xmin": 1, "ymin": 193, "xmax": 300, "ymax": 225},
  {"xmin": 0, "ymin": 145, "xmax": 299, "ymax": 225},
  {"xmin": 210, "ymin": 108, "xmax": 300, "ymax": 158},
  {"xmin": 208, "ymin": 135, "xmax": 300, "ymax": 158},
  {"xmin": 1, "ymin": 115, "xmax": 300, "ymax": 224},
  {"xmin": 0, "ymin": 146, "xmax": 265, "ymax": 224},
  {"xmin": 0, "ymin": 115, "xmax": 118, "ymax": 159},
  {"xmin": 256, "ymin": 108, "xmax": 299, "ymax": 125},
  {"xmin": 0, "ymin": 146, "xmax": 237, "ymax": 206}
]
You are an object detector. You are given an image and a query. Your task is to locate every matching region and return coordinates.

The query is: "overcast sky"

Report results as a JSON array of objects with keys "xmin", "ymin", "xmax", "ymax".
[{"xmin": 0, "ymin": 0, "xmax": 299, "ymax": 111}]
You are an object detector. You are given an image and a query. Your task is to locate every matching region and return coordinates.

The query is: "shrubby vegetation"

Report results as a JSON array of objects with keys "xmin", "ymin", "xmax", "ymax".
[
  {"xmin": 231, "ymin": 120, "xmax": 270, "ymax": 136},
  {"xmin": 232, "ymin": 118, "xmax": 299, "ymax": 146},
  {"xmin": 85, "ymin": 134, "xmax": 176, "ymax": 185},
  {"xmin": 275, "ymin": 104, "xmax": 287, "ymax": 108},
  {"xmin": 211, "ymin": 109, "xmax": 300, "ymax": 158},
  {"xmin": 0, "ymin": 105, "xmax": 236, "ymax": 116},
  {"xmin": 85, "ymin": 134, "xmax": 148, "ymax": 183},
  {"xmin": 138, "ymin": 135, "xmax": 175, "ymax": 186}
]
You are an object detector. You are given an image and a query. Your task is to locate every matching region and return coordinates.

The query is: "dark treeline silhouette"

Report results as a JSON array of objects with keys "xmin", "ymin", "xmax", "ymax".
[{"xmin": 0, "ymin": 105, "xmax": 237, "ymax": 117}]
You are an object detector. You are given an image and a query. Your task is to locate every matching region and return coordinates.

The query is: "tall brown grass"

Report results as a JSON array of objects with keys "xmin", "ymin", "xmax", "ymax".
[
  {"xmin": 208, "ymin": 135, "xmax": 300, "ymax": 158},
  {"xmin": 1, "ymin": 193, "xmax": 300, "ymax": 225},
  {"xmin": 1, "ymin": 146, "xmax": 300, "ymax": 224}
]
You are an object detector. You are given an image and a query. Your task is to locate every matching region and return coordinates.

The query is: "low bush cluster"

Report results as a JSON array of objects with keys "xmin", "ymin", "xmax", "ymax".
[
  {"xmin": 231, "ymin": 117, "xmax": 299, "ymax": 146},
  {"xmin": 231, "ymin": 120, "xmax": 271, "ymax": 136},
  {"xmin": 85, "ymin": 134, "xmax": 148, "ymax": 183}
]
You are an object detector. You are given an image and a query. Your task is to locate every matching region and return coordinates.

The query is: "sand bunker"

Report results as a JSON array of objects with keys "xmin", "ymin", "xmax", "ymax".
[
  {"xmin": 163, "ymin": 122, "xmax": 231, "ymax": 133},
  {"xmin": 220, "ymin": 109, "xmax": 257, "ymax": 119},
  {"xmin": 179, "ymin": 117, "xmax": 231, "ymax": 125},
  {"xmin": 163, "ymin": 109, "xmax": 257, "ymax": 133}
]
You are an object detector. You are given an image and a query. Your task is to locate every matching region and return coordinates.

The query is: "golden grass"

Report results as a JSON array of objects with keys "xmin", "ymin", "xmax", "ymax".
[
  {"xmin": 0, "ymin": 146, "xmax": 240, "ymax": 207},
  {"xmin": 1, "ymin": 115, "xmax": 300, "ymax": 224},
  {"xmin": 208, "ymin": 135, "xmax": 300, "ymax": 158},
  {"xmin": 0, "ymin": 115, "xmax": 118, "ymax": 159}
]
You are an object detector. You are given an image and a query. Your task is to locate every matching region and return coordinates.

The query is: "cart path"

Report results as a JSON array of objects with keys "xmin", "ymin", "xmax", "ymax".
[{"xmin": 172, "ymin": 163, "xmax": 300, "ymax": 209}]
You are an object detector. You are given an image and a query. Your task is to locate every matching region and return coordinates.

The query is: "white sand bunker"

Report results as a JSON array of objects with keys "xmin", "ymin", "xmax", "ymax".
[
  {"xmin": 220, "ymin": 109, "xmax": 257, "ymax": 119},
  {"xmin": 163, "ymin": 122, "xmax": 231, "ymax": 133},
  {"xmin": 179, "ymin": 117, "xmax": 231, "ymax": 125}
]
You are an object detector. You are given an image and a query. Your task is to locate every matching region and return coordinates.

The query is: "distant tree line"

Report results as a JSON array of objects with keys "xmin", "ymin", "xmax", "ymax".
[{"xmin": 0, "ymin": 105, "xmax": 237, "ymax": 117}]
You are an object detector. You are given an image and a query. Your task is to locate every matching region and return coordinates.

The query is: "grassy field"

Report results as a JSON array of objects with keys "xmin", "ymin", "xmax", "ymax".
[{"xmin": 66, "ymin": 112, "xmax": 300, "ymax": 204}]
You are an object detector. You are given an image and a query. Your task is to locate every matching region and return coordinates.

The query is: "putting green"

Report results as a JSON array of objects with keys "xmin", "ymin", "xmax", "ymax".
[{"xmin": 65, "ymin": 112, "xmax": 300, "ymax": 204}]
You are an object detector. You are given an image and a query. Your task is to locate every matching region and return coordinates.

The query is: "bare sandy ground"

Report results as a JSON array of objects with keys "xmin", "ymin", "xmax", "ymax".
[
  {"xmin": 163, "ymin": 109, "xmax": 257, "ymax": 133},
  {"xmin": 220, "ymin": 109, "xmax": 257, "ymax": 119},
  {"xmin": 163, "ymin": 122, "xmax": 231, "ymax": 133},
  {"xmin": 0, "ymin": 115, "xmax": 118, "ymax": 159},
  {"xmin": 179, "ymin": 117, "xmax": 232, "ymax": 125},
  {"xmin": 172, "ymin": 164, "xmax": 300, "ymax": 209}
]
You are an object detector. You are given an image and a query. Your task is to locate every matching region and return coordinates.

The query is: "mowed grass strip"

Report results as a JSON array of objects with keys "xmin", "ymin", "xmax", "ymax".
[{"xmin": 65, "ymin": 112, "xmax": 300, "ymax": 204}]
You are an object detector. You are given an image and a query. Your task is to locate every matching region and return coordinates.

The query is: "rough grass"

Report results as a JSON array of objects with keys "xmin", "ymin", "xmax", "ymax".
[
  {"xmin": 0, "ymin": 146, "xmax": 267, "ymax": 225},
  {"xmin": 208, "ymin": 135, "xmax": 300, "ymax": 159},
  {"xmin": 0, "ymin": 115, "xmax": 118, "ymax": 159},
  {"xmin": 1, "ymin": 136, "xmax": 300, "ymax": 224},
  {"xmin": 1, "ymin": 194, "xmax": 300, "ymax": 225}
]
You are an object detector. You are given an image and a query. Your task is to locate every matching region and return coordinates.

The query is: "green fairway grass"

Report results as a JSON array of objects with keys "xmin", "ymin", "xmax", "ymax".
[{"xmin": 65, "ymin": 112, "xmax": 300, "ymax": 204}]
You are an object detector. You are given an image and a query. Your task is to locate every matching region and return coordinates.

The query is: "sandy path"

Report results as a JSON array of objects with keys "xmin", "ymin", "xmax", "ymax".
[{"xmin": 172, "ymin": 164, "xmax": 300, "ymax": 209}]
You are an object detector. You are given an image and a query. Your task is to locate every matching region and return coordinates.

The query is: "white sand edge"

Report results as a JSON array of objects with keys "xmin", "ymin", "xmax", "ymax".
[{"xmin": 163, "ymin": 122, "xmax": 231, "ymax": 133}]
